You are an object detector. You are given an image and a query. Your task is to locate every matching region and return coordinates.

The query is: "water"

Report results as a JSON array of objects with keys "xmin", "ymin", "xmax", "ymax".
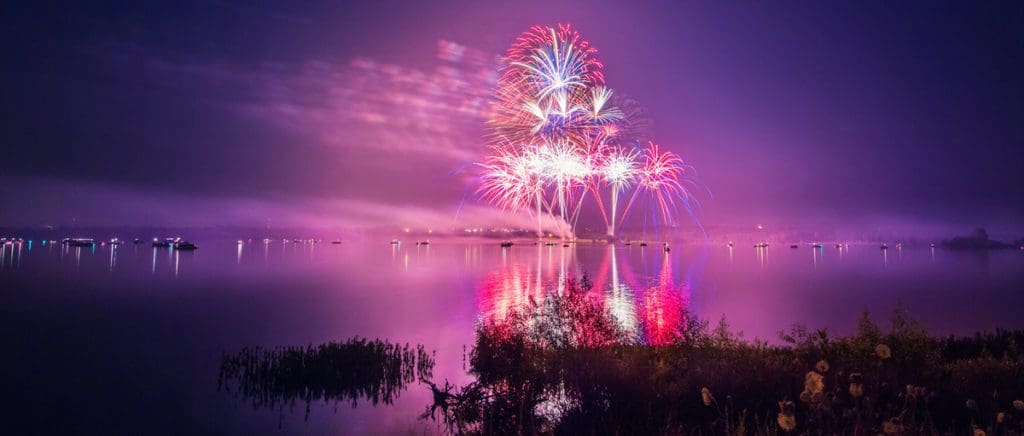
[{"xmin": 1, "ymin": 238, "xmax": 1022, "ymax": 434}]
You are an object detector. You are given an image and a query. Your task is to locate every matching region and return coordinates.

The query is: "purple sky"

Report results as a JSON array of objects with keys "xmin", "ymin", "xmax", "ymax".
[{"xmin": 2, "ymin": 1, "xmax": 1022, "ymax": 237}]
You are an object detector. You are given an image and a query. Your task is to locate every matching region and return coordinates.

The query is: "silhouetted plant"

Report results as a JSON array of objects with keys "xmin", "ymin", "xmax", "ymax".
[{"xmin": 218, "ymin": 337, "xmax": 434, "ymax": 421}]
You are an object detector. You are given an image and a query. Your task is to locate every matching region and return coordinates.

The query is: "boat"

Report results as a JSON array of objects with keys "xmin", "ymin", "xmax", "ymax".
[
  {"xmin": 880, "ymin": 244, "xmax": 888, "ymax": 250},
  {"xmin": 639, "ymin": 242, "xmax": 648, "ymax": 247},
  {"xmin": 390, "ymin": 240, "xmax": 400, "ymax": 245},
  {"xmin": 500, "ymin": 241, "xmax": 514, "ymax": 247},
  {"xmin": 109, "ymin": 238, "xmax": 123, "ymax": 245},
  {"xmin": 132, "ymin": 238, "xmax": 144, "ymax": 244},
  {"xmin": 331, "ymin": 240, "xmax": 342, "ymax": 244},
  {"xmin": 664, "ymin": 244, "xmax": 671, "ymax": 252},
  {"xmin": 416, "ymin": 241, "xmax": 430, "ymax": 246},
  {"xmin": 727, "ymin": 242, "xmax": 734, "ymax": 247},
  {"xmin": 812, "ymin": 243, "xmax": 823, "ymax": 248},
  {"xmin": 67, "ymin": 238, "xmax": 95, "ymax": 247},
  {"xmin": 835, "ymin": 244, "xmax": 843, "ymax": 248},
  {"xmin": 562, "ymin": 244, "xmax": 570, "ymax": 247},
  {"xmin": 174, "ymin": 241, "xmax": 198, "ymax": 250},
  {"xmin": 152, "ymin": 238, "xmax": 174, "ymax": 248},
  {"xmin": 544, "ymin": 242, "xmax": 556, "ymax": 246},
  {"xmin": 790, "ymin": 244, "xmax": 799, "ymax": 249}
]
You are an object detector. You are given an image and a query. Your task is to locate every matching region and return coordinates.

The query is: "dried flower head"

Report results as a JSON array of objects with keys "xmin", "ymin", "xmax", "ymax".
[
  {"xmin": 1015, "ymin": 399, "xmax": 1024, "ymax": 411},
  {"xmin": 849, "ymin": 383, "xmax": 864, "ymax": 398},
  {"xmin": 700, "ymin": 387, "xmax": 714, "ymax": 406},
  {"xmin": 882, "ymin": 418, "xmax": 903, "ymax": 434},
  {"xmin": 777, "ymin": 412, "xmax": 796, "ymax": 431},
  {"xmin": 815, "ymin": 359, "xmax": 830, "ymax": 373},
  {"xmin": 804, "ymin": 371, "xmax": 824, "ymax": 394},
  {"xmin": 966, "ymin": 399, "xmax": 978, "ymax": 410},
  {"xmin": 875, "ymin": 344, "xmax": 892, "ymax": 359}
]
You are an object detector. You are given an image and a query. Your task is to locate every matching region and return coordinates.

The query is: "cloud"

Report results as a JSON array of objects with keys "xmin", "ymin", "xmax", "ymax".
[{"xmin": 96, "ymin": 39, "xmax": 500, "ymax": 162}]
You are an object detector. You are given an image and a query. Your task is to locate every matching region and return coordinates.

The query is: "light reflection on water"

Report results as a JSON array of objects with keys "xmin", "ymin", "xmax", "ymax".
[{"xmin": 0, "ymin": 238, "xmax": 1022, "ymax": 433}]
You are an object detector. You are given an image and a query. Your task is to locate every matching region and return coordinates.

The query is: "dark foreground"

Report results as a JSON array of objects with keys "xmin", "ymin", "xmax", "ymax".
[{"xmin": 220, "ymin": 278, "xmax": 1024, "ymax": 435}]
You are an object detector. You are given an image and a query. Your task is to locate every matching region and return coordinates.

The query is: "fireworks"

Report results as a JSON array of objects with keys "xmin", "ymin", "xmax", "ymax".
[{"xmin": 478, "ymin": 24, "xmax": 706, "ymax": 239}]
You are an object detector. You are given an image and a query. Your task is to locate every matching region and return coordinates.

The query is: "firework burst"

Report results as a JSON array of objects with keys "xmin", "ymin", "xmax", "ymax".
[{"xmin": 478, "ymin": 24, "xmax": 707, "ymax": 240}]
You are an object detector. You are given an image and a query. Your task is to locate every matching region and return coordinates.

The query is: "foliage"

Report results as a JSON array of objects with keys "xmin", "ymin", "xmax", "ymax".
[{"xmin": 425, "ymin": 278, "xmax": 1024, "ymax": 435}]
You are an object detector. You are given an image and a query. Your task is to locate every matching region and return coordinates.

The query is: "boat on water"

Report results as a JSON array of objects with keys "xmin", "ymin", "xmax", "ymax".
[
  {"xmin": 416, "ymin": 241, "xmax": 430, "ymax": 246},
  {"xmin": 790, "ymin": 244, "xmax": 799, "ymax": 249},
  {"xmin": 66, "ymin": 238, "xmax": 95, "ymax": 247},
  {"xmin": 109, "ymin": 238, "xmax": 123, "ymax": 245},
  {"xmin": 544, "ymin": 242, "xmax": 556, "ymax": 246},
  {"xmin": 880, "ymin": 243, "xmax": 889, "ymax": 250},
  {"xmin": 500, "ymin": 241, "xmax": 514, "ymax": 247},
  {"xmin": 639, "ymin": 242, "xmax": 648, "ymax": 247},
  {"xmin": 152, "ymin": 238, "xmax": 175, "ymax": 248},
  {"xmin": 562, "ymin": 244, "xmax": 570, "ymax": 247},
  {"xmin": 390, "ymin": 240, "xmax": 400, "ymax": 245},
  {"xmin": 812, "ymin": 243, "xmax": 824, "ymax": 248},
  {"xmin": 331, "ymin": 240, "xmax": 342, "ymax": 244},
  {"xmin": 174, "ymin": 241, "xmax": 198, "ymax": 250},
  {"xmin": 132, "ymin": 238, "xmax": 144, "ymax": 244}
]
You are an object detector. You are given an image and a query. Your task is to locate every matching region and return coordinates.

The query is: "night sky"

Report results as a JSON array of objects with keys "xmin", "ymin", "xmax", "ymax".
[{"xmin": 2, "ymin": 1, "xmax": 1022, "ymax": 236}]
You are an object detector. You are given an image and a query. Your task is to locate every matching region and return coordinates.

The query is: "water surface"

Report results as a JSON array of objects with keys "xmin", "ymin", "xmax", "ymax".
[{"xmin": 1, "ymin": 238, "xmax": 1021, "ymax": 434}]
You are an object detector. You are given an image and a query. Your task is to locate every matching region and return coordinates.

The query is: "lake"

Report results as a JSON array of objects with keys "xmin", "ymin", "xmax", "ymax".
[{"xmin": 2, "ymin": 238, "xmax": 1022, "ymax": 434}]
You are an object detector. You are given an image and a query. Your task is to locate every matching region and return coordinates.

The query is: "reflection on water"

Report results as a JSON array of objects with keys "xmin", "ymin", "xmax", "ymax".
[
  {"xmin": 218, "ymin": 338, "xmax": 435, "ymax": 421},
  {"xmin": 478, "ymin": 244, "xmax": 707, "ymax": 345}
]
